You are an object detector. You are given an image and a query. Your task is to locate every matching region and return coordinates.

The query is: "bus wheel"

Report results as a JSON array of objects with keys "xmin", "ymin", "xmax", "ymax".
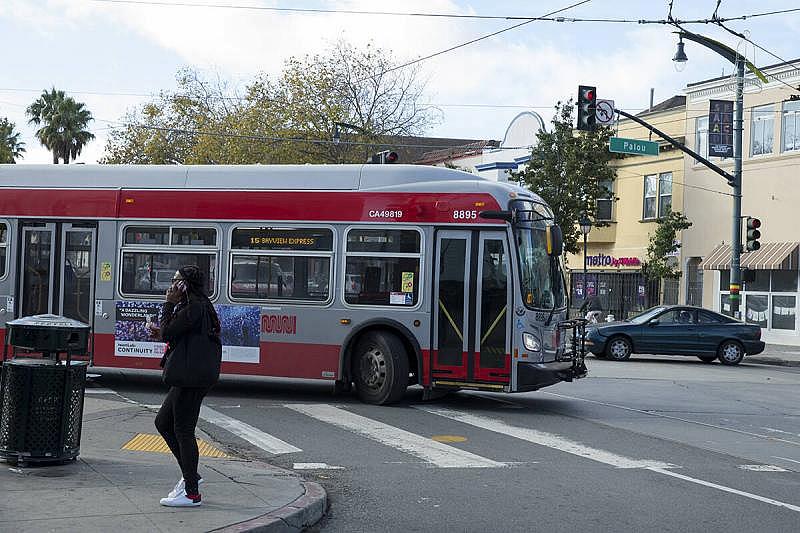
[{"xmin": 352, "ymin": 331, "xmax": 409, "ymax": 405}]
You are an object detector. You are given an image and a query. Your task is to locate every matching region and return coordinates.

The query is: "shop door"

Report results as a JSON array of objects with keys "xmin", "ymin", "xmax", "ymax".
[
  {"xmin": 431, "ymin": 230, "xmax": 511, "ymax": 384},
  {"xmin": 19, "ymin": 222, "xmax": 96, "ymax": 326}
]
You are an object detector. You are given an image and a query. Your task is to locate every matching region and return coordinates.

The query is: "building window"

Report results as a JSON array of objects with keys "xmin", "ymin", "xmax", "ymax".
[
  {"xmin": 344, "ymin": 228, "xmax": 422, "ymax": 306},
  {"xmin": 229, "ymin": 227, "xmax": 334, "ymax": 303},
  {"xmin": 695, "ymin": 116, "xmax": 709, "ymax": 160},
  {"xmin": 0, "ymin": 222, "xmax": 7, "ymax": 279},
  {"xmin": 750, "ymin": 104, "xmax": 774, "ymax": 156},
  {"xmin": 659, "ymin": 173, "xmax": 672, "ymax": 215},
  {"xmin": 596, "ymin": 179, "xmax": 613, "ymax": 221},
  {"xmin": 643, "ymin": 172, "xmax": 671, "ymax": 220},
  {"xmin": 782, "ymin": 100, "xmax": 800, "ymax": 152},
  {"xmin": 120, "ymin": 224, "xmax": 219, "ymax": 298},
  {"xmin": 643, "ymin": 174, "xmax": 658, "ymax": 219}
]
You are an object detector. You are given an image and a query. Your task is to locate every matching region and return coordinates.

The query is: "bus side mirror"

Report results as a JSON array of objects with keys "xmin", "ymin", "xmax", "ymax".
[
  {"xmin": 546, "ymin": 224, "xmax": 563, "ymax": 256},
  {"xmin": 479, "ymin": 210, "xmax": 513, "ymax": 222}
]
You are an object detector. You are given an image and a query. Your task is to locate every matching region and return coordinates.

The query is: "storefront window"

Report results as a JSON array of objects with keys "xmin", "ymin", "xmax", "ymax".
[
  {"xmin": 771, "ymin": 295, "xmax": 796, "ymax": 330},
  {"xmin": 720, "ymin": 293, "xmax": 732, "ymax": 317},
  {"xmin": 745, "ymin": 294, "xmax": 768, "ymax": 328},
  {"xmin": 743, "ymin": 270, "xmax": 770, "ymax": 292},
  {"xmin": 771, "ymin": 270, "xmax": 798, "ymax": 292}
]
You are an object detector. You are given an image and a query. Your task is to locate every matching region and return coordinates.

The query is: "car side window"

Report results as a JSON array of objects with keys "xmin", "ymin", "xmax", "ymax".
[
  {"xmin": 658, "ymin": 309, "xmax": 695, "ymax": 324},
  {"xmin": 698, "ymin": 311, "xmax": 723, "ymax": 324}
]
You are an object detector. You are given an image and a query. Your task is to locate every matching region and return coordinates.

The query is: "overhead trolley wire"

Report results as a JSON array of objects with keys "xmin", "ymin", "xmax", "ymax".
[{"xmin": 87, "ymin": 0, "xmax": 800, "ymax": 24}]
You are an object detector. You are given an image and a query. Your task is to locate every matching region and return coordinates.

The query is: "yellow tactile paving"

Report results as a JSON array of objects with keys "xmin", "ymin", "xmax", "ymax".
[{"xmin": 121, "ymin": 433, "xmax": 230, "ymax": 458}]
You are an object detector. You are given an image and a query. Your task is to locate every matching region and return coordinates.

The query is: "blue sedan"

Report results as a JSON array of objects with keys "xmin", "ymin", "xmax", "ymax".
[{"xmin": 584, "ymin": 305, "xmax": 765, "ymax": 365}]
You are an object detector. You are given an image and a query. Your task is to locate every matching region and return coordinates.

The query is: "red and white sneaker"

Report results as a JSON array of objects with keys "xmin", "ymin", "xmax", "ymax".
[{"xmin": 160, "ymin": 493, "xmax": 202, "ymax": 507}]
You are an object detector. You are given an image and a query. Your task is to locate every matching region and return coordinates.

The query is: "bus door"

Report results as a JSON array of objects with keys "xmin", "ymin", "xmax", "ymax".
[
  {"xmin": 19, "ymin": 221, "xmax": 97, "ymax": 328},
  {"xmin": 432, "ymin": 230, "xmax": 511, "ymax": 385}
]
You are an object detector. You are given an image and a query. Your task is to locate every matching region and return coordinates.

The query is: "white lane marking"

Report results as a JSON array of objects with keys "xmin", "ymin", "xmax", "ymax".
[
  {"xmin": 293, "ymin": 462, "xmax": 344, "ymax": 470},
  {"xmin": 199, "ymin": 406, "xmax": 302, "ymax": 455},
  {"xmin": 773, "ymin": 456, "xmax": 800, "ymax": 465},
  {"xmin": 762, "ymin": 427, "xmax": 800, "ymax": 437},
  {"xmin": 738, "ymin": 464, "xmax": 788, "ymax": 472},
  {"xmin": 649, "ymin": 467, "xmax": 800, "ymax": 513},
  {"xmin": 542, "ymin": 391, "xmax": 800, "ymax": 447},
  {"xmin": 84, "ymin": 388, "xmax": 117, "ymax": 394},
  {"xmin": 416, "ymin": 406, "xmax": 672, "ymax": 469},
  {"xmin": 286, "ymin": 404, "xmax": 505, "ymax": 468}
]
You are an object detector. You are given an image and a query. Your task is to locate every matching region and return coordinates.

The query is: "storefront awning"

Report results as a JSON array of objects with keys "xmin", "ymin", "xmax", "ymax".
[{"xmin": 701, "ymin": 242, "xmax": 799, "ymax": 270}]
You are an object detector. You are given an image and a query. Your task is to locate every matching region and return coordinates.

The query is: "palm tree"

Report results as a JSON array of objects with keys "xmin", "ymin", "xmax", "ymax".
[
  {"xmin": 27, "ymin": 88, "xmax": 95, "ymax": 164},
  {"xmin": 0, "ymin": 118, "xmax": 26, "ymax": 163}
]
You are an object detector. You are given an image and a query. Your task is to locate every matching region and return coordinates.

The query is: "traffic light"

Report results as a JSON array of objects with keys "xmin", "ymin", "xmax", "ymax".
[
  {"xmin": 369, "ymin": 150, "xmax": 399, "ymax": 164},
  {"xmin": 745, "ymin": 217, "xmax": 761, "ymax": 251},
  {"xmin": 577, "ymin": 85, "xmax": 597, "ymax": 131}
]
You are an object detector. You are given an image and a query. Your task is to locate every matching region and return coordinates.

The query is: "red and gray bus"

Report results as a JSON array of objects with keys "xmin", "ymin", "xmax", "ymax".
[{"xmin": 0, "ymin": 164, "xmax": 585, "ymax": 404}]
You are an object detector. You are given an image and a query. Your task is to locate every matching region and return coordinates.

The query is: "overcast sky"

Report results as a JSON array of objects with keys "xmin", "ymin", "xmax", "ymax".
[{"xmin": 2, "ymin": 0, "xmax": 798, "ymax": 164}]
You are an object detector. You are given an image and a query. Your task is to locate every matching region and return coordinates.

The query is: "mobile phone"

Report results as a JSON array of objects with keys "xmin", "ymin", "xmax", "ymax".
[{"xmin": 176, "ymin": 280, "xmax": 187, "ymax": 293}]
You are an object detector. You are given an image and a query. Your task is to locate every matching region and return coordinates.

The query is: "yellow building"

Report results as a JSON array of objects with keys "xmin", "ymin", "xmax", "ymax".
[
  {"xmin": 567, "ymin": 96, "xmax": 687, "ymax": 319},
  {"xmin": 681, "ymin": 59, "xmax": 800, "ymax": 344}
]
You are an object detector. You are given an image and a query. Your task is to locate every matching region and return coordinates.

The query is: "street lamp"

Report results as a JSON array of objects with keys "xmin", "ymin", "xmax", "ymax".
[
  {"xmin": 672, "ymin": 36, "xmax": 688, "ymax": 71},
  {"xmin": 579, "ymin": 213, "xmax": 592, "ymax": 306},
  {"xmin": 670, "ymin": 29, "xmax": 766, "ymax": 319}
]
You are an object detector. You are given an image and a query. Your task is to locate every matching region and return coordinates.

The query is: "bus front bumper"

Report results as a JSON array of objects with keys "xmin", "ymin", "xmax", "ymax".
[{"xmin": 515, "ymin": 359, "xmax": 587, "ymax": 392}]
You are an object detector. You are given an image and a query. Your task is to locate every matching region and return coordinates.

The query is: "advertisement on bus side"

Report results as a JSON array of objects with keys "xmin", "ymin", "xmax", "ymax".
[{"xmin": 114, "ymin": 301, "xmax": 260, "ymax": 363}]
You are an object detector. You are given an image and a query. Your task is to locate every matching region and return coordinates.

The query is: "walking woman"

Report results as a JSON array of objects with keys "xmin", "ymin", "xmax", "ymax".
[{"xmin": 150, "ymin": 265, "xmax": 222, "ymax": 507}]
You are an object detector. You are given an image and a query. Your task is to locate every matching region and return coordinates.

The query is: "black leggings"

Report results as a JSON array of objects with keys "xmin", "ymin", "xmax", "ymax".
[{"xmin": 154, "ymin": 386, "xmax": 209, "ymax": 494}]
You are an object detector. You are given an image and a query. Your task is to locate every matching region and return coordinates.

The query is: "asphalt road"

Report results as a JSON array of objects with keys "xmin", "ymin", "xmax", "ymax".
[{"xmin": 93, "ymin": 356, "xmax": 800, "ymax": 533}]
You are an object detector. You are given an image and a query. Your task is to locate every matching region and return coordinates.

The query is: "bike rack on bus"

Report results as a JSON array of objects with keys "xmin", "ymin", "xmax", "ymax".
[{"xmin": 556, "ymin": 318, "xmax": 588, "ymax": 380}]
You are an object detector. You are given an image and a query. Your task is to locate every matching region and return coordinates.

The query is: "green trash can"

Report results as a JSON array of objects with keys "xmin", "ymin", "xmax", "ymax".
[{"xmin": 0, "ymin": 314, "xmax": 90, "ymax": 465}]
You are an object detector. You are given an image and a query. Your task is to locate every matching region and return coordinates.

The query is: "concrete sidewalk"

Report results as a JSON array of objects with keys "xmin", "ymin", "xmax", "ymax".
[
  {"xmin": 747, "ymin": 343, "xmax": 800, "ymax": 367},
  {"xmin": 0, "ymin": 395, "xmax": 326, "ymax": 533}
]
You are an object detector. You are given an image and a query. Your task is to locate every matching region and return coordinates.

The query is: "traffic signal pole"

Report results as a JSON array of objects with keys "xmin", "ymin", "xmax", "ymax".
[{"xmin": 730, "ymin": 58, "xmax": 745, "ymax": 317}]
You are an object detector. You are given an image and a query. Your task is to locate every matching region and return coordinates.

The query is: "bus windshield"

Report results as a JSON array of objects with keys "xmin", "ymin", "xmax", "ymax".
[{"xmin": 512, "ymin": 200, "xmax": 566, "ymax": 310}]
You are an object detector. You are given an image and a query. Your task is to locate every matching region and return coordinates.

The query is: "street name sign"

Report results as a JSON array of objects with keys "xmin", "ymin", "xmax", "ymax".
[{"xmin": 609, "ymin": 137, "xmax": 659, "ymax": 156}]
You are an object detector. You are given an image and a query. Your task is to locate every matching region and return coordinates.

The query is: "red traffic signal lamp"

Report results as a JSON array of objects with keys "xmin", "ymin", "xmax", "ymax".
[
  {"xmin": 369, "ymin": 150, "xmax": 399, "ymax": 164},
  {"xmin": 745, "ymin": 217, "xmax": 761, "ymax": 251},
  {"xmin": 577, "ymin": 85, "xmax": 597, "ymax": 131}
]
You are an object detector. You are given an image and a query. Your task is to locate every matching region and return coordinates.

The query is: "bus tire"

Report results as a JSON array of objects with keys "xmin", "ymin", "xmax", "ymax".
[{"xmin": 352, "ymin": 330, "xmax": 409, "ymax": 405}]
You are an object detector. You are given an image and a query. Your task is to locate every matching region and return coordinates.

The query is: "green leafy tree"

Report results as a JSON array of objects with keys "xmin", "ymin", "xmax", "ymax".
[
  {"xmin": 643, "ymin": 209, "xmax": 693, "ymax": 280},
  {"xmin": 27, "ymin": 88, "xmax": 95, "ymax": 164},
  {"xmin": 102, "ymin": 41, "xmax": 440, "ymax": 164},
  {"xmin": 0, "ymin": 118, "xmax": 26, "ymax": 163},
  {"xmin": 511, "ymin": 100, "xmax": 617, "ymax": 255}
]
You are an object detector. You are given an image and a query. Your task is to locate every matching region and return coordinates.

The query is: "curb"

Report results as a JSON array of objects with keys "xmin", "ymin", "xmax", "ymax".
[
  {"xmin": 214, "ymin": 481, "xmax": 327, "ymax": 533},
  {"xmin": 746, "ymin": 357, "xmax": 800, "ymax": 368}
]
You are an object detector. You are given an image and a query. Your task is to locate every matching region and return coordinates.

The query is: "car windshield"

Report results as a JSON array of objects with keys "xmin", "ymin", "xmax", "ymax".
[
  {"xmin": 512, "ymin": 200, "xmax": 566, "ymax": 310},
  {"xmin": 629, "ymin": 306, "xmax": 668, "ymax": 324}
]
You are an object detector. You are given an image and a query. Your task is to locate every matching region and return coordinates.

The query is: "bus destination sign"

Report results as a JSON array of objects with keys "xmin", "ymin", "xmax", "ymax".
[{"xmin": 231, "ymin": 228, "xmax": 334, "ymax": 251}]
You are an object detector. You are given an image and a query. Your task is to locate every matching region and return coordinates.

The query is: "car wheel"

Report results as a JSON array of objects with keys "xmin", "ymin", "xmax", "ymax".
[
  {"xmin": 697, "ymin": 355, "xmax": 717, "ymax": 363},
  {"xmin": 606, "ymin": 336, "xmax": 632, "ymax": 361},
  {"xmin": 718, "ymin": 340, "xmax": 744, "ymax": 366},
  {"xmin": 352, "ymin": 330, "xmax": 409, "ymax": 405}
]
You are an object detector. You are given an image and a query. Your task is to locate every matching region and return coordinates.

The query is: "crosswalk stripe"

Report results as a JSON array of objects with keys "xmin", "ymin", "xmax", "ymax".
[
  {"xmin": 286, "ymin": 404, "xmax": 505, "ymax": 468},
  {"xmin": 199, "ymin": 406, "xmax": 302, "ymax": 455},
  {"xmin": 416, "ymin": 406, "xmax": 672, "ymax": 469}
]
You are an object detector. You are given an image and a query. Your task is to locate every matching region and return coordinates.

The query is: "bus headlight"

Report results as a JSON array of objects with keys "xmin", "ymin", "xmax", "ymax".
[{"xmin": 522, "ymin": 333, "xmax": 541, "ymax": 352}]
